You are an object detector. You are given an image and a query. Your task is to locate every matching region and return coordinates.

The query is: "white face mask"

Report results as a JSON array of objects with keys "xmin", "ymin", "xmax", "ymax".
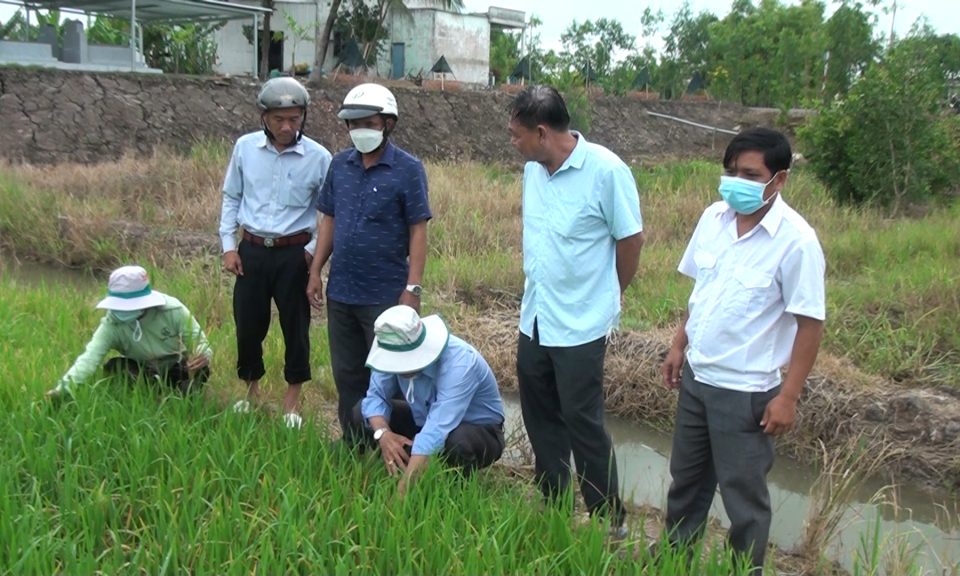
[{"xmin": 350, "ymin": 128, "xmax": 384, "ymax": 154}]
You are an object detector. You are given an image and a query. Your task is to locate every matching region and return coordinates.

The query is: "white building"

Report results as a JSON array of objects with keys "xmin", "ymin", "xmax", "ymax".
[{"xmin": 211, "ymin": 0, "xmax": 525, "ymax": 87}]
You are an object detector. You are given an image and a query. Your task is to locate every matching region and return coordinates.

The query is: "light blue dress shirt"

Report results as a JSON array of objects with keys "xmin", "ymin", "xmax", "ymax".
[
  {"xmin": 219, "ymin": 132, "xmax": 332, "ymax": 255},
  {"xmin": 360, "ymin": 334, "xmax": 505, "ymax": 456},
  {"xmin": 520, "ymin": 132, "xmax": 644, "ymax": 347}
]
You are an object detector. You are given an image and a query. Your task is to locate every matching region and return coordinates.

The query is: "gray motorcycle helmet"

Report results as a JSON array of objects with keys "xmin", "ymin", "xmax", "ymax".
[{"xmin": 257, "ymin": 77, "xmax": 310, "ymax": 143}]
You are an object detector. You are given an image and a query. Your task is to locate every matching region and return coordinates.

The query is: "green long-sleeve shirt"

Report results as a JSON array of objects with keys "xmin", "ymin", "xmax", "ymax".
[{"xmin": 56, "ymin": 294, "xmax": 212, "ymax": 392}]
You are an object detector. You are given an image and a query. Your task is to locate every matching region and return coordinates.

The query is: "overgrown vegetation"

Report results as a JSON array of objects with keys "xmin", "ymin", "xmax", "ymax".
[
  {"xmin": 0, "ymin": 261, "xmax": 763, "ymax": 575},
  {"xmin": 2, "ymin": 148, "xmax": 959, "ymax": 388},
  {"xmin": 799, "ymin": 27, "xmax": 960, "ymax": 213},
  {"xmin": 492, "ymin": 0, "xmax": 960, "ymax": 107}
]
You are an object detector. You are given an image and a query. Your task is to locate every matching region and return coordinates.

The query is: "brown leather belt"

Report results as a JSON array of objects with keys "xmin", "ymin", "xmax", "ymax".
[{"xmin": 242, "ymin": 230, "xmax": 311, "ymax": 248}]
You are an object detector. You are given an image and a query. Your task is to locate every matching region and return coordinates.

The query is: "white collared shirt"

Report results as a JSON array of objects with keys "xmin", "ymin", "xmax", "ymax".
[
  {"xmin": 679, "ymin": 196, "xmax": 826, "ymax": 392},
  {"xmin": 219, "ymin": 131, "xmax": 332, "ymax": 255}
]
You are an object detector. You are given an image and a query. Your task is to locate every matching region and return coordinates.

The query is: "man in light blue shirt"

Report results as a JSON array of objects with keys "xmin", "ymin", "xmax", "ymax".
[
  {"xmin": 354, "ymin": 305, "xmax": 505, "ymax": 495},
  {"xmin": 218, "ymin": 77, "xmax": 332, "ymax": 427},
  {"xmin": 507, "ymin": 86, "xmax": 644, "ymax": 536}
]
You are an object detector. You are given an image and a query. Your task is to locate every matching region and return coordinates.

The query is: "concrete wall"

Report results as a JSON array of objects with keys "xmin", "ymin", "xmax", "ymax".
[
  {"xmin": 382, "ymin": 9, "xmax": 490, "ymax": 86},
  {"xmin": 214, "ymin": 0, "xmax": 382, "ymax": 76},
  {"xmin": 213, "ymin": 0, "xmax": 491, "ymax": 84},
  {"xmin": 433, "ymin": 11, "xmax": 490, "ymax": 86},
  {"xmin": 383, "ymin": 10, "xmax": 436, "ymax": 80},
  {"xmin": 0, "ymin": 68, "xmax": 771, "ymax": 167}
]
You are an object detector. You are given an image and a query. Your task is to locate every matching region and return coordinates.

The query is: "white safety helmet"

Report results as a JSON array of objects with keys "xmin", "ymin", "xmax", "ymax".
[{"xmin": 338, "ymin": 83, "xmax": 399, "ymax": 121}]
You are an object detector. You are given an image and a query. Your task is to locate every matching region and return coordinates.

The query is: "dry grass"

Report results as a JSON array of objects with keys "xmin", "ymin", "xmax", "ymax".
[{"xmin": 3, "ymin": 144, "xmax": 960, "ymax": 489}]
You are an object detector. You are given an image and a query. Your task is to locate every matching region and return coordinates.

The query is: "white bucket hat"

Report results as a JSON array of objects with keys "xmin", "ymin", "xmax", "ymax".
[
  {"xmin": 365, "ymin": 305, "xmax": 450, "ymax": 374},
  {"xmin": 95, "ymin": 265, "xmax": 167, "ymax": 311}
]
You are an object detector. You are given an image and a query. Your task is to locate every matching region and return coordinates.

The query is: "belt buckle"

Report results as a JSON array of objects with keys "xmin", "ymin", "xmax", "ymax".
[{"xmin": 263, "ymin": 237, "xmax": 275, "ymax": 248}]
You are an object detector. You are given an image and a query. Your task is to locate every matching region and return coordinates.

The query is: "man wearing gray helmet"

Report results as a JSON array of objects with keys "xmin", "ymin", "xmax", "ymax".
[{"xmin": 219, "ymin": 77, "xmax": 333, "ymax": 428}]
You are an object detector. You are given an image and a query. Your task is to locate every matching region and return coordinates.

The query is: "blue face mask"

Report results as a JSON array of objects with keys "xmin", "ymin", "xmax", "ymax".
[
  {"xmin": 111, "ymin": 309, "xmax": 142, "ymax": 323},
  {"xmin": 718, "ymin": 174, "xmax": 778, "ymax": 215}
]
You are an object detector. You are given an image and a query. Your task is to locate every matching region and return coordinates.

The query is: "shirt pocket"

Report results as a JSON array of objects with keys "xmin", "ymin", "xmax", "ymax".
[
  {"xmin": 548, "ymin": 202, "xmax": 598, "ymax": 239},
  {"xmin": 281, "ymin": 182, "xmax": 314, "ymax": 208},
  {"xmin": 725, "ymin": 265, "xmax": 774, "ymax": 317},
  {"xmin": 362, "ymin": 188, "xmax": 399, "ymax": 221}
]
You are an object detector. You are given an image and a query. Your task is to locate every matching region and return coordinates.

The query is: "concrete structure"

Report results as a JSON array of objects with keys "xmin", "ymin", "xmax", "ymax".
[
  {"xmin": 212, "ymin": 1, "xmax": 525, "ymax": 87},
  {"xmin": 381, "ymin": 8, "xmax": 490, "ymax": 86},
  {"xmin": 0, "ymin": 0, "xmax": 268, "ymax": 74}
]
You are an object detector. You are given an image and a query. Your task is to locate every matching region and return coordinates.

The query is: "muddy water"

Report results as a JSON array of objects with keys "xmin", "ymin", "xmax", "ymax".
[
  {"xmin": 500, "ymin": 393, "xmax": 960, "ymax": 574},
  {"xmin": 4, "ymin": 258, "xmax": 959, "ymax": 573}
]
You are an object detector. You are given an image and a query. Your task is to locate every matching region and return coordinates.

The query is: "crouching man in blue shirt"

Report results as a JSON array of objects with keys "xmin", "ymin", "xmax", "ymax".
[{"xmin": 353, "ymin": 305, "xmax": 506, "ymax": 495}]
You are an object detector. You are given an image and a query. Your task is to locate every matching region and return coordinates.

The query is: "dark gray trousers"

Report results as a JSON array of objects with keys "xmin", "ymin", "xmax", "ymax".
[
  {"xmin": 665, "ymin": 363, "xmax": 780, "ymax": 573},
  {"xmin": 516, "ymin": 322, "xmax": 625, "ymax": 526},
  {"xmin": 327, "ymin": 299, "xmax": 394, "ymax": 445}
]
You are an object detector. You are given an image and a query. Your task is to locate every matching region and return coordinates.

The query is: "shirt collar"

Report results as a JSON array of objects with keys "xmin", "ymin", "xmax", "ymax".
[
  {"xmin": 257, "ymin": 133, "xmax": 305, "ymax": 156},
  {"xmin": 420, "ymin": 359, "xmax": 441, "ymax": 381},
  {"xmin": 553, "ymin": 131, "xmax": 588, "ymax": 174},
  {"xmin": 348, "ymin": 140, "xmax": 396, "ymax": 168},
  {"xmin": 717, "ymin": 194, "xmax": 786, "ymax": 237}
]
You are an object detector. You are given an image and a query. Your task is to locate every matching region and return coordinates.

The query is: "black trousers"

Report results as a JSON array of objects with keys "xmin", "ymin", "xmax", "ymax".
[
  {"xmin": 350, "ymin": 400, "xmax": 505, "ymax": 473},
  {"xmin": 327, "ymin": 299, "xmax": 394, "ymax": 445},
  {"xmin": 233, "ymin": 240, "xmax": 311, "ymax": 384},
  {"xmin": 516, "ymin": 322, "xmax": 626, "ymax": 526},
  {"xmin": 665, "ymin": 363, "xmax": 779, "ymax": 574},
  {"xmin": 104, "ymin": 356, "xmax": 210, "ymax": 395}
]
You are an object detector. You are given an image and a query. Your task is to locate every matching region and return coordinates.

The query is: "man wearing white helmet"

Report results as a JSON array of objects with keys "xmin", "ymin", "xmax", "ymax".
[
  {"xmin": 307, "ymin": 83, "xmax": 432, "ymax": 446},
  {"xmin": 45, "ymin": 265, "xmax": 212, "ymax": 400},
  {"xmin": 219, "ymin": 77, "xmax": 333, "ymax": 428}
]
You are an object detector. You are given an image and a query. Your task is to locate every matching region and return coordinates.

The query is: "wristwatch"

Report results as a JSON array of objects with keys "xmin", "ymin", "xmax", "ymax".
[
  {"xmin": 406, "ymin": 284, "xmax": 423, "ymax": 297},
  {"xmin": 373, "ymin": 427, "xmax": 390, "ymax": 441}
]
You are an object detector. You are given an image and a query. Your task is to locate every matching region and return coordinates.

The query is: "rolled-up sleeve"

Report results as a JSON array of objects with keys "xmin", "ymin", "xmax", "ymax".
[
  {"xmin": 219, "ymin": 144, "xmax": 244, "ymax": 253},
  {"xmin": 599, "ymin": 163, "xmax": 643, "ymax": 240},
  {"xmin": 780, "ymin": 239, "xmax": 827, "ymax": 321},
  {"xmin": 361, "ymin": 372, "xmax": 398, "ymax": 424}
]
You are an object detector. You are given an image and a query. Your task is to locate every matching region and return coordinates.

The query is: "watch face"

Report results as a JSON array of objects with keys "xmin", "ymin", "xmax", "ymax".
[{"xmin": 412, "ymin": 286, "xmax": 422, "ymax": 296}]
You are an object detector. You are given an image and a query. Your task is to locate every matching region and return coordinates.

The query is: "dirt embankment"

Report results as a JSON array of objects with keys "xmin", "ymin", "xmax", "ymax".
[{"xmin": 0, "ymin": 67, "xmax": 780, "ymax": 166}]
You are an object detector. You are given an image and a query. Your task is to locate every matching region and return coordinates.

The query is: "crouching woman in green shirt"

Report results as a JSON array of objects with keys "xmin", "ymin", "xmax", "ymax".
[{"xmin": 46, "ymin": 265, "xmax": 213, "ymax": 400}]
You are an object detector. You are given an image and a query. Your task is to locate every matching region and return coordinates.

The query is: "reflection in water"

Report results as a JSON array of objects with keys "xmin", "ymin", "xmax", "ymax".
[
  {"xmin": 0, "ymin": 257, "xmax": 100, "ymax": 289},
  {"xmin": 501, "ymin": 392, "xmax": 960, "ymax": 573}
]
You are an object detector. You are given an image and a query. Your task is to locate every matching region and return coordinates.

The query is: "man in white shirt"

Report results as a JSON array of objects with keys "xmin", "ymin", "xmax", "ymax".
[
  {"xmin": 219, "ymin": 77, "xmax": 332, "ymax": 427},
  {"xmin": 660, "ymin": 128, "xmax": 826, "ymax": 574}
]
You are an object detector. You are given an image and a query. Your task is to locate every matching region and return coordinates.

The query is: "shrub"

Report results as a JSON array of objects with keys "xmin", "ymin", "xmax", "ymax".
[{"xmin": 798, "ymin": 36, "xmax": 960, "ymax": 214}]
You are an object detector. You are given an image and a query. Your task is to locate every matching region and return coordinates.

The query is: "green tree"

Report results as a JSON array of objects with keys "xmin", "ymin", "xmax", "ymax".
[
  {"xmin": 557, "ymin": 18, "xmax": 637, "ymax": 89},
  {"xmin": 798, "ymin": 32, "xmax": 960, "ymax": 214},
  {"xmin": 822, "ymin": 0, "xmax": 880, "ymax": 101},
  {"xmin": 332, "ymin": 0, "xmax": 390, "ymax": 69},
  {"xmin": 283, "ymin": 9, "xmax": 319, "ymax": 73},
  {"xmin": 489, "ymin": 28, "xmax": 520, "ymax": 84},
  {"xmin": 659, "ymin": 2, "xmax": 717, "ymax": 98}
]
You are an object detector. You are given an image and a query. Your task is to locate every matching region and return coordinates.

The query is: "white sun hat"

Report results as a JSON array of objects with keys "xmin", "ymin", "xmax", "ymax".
[
  {"xmin": 365, "ymin": 305, "xmax": 450, "ymax": 374},
  {"xmin": 95, "ymin": 265, "xmax": 167, "ymax": 311}
]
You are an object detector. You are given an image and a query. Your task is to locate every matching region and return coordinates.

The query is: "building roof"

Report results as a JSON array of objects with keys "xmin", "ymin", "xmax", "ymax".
[{"xmin": 14, "ymin": 0, "xmax": 269, "ymax": 24}]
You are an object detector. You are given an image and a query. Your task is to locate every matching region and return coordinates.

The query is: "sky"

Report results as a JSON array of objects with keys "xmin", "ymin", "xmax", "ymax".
[
  {"xmin": 1, "ymin": 0, "xmax": 957, "ymax": 57},
  {"xmin": 467, "ymin": 0, "xmax": 960, "ymax": 55}
]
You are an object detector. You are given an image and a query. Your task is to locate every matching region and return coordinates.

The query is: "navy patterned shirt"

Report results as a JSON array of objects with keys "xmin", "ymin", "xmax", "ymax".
[{"xmin": 317, "ymin": 141, "xmax": 432, "ymax": 305}]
